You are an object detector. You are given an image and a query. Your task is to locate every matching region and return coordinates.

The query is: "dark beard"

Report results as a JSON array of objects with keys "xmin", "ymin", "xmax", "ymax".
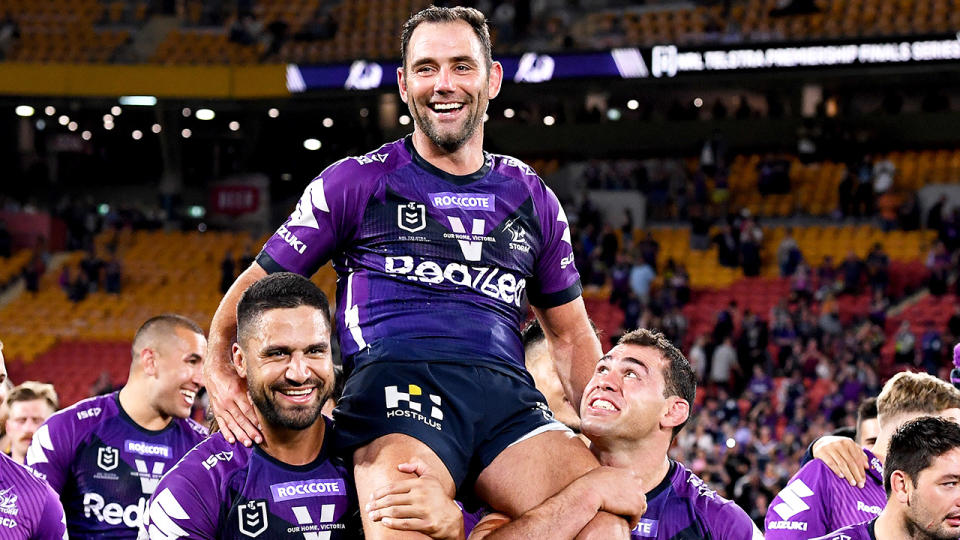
[
  {"xmin": 249, "ymin": 381, "xmax": 329, "ymax": 431},
  {"xmin": 411, "ymin": 98, "xmax": 483, "ymax": 153}
]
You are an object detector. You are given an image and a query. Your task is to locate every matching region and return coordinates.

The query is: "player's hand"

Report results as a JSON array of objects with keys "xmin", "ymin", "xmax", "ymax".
[
  {"xmin": 576, "ymin": 466, "xmax": 646, "ymax": 529},
  {"xmin": 367, "ymin": 459, "xmax": 464, "ymax": 540},
  {"xmin": 574, "ymin": 511, "xmax": 631, "ymax": 540},
  {"xmin": 812, "ymin": 436, "xmax": 868, "ymax": 488},
  {"xmin": 204, "ymin": 358, "xmax": 261, "ymax": 447}
]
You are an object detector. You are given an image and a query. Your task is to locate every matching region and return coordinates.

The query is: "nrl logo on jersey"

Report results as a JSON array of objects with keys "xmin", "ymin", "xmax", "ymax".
[
  {"xmin": 398, "ymin": 202, "xmax": 426, "ymax": 233},
  {"xmin": 98, "ymin": 446, "xmax": 119, "ymax": 471},
  {"xmin": 239, "ymin": 499, "xmax": 269, "ymax": 537}
]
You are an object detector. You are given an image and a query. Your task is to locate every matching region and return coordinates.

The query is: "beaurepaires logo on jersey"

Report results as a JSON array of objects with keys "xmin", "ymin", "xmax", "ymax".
[
  {"xmin": 385, "ymin": 384, "xmax": 443, "ymax": 431},
  {"xmin": 239, "ymin": 500, "xmax": 269, "ymax": 537},
  {"xmin": 398, "ymin": 202, "xmax": 426, "ymax": 233},
  {"xmin": 98, "ymin": 446, "xmax": 119, "ymax": 471}
]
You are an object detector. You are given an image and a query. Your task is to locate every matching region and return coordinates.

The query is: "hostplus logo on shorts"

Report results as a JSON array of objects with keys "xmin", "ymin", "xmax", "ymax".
[{"xmin": 384, "ymin": 385, "xmax": 443, "ymax": 431}]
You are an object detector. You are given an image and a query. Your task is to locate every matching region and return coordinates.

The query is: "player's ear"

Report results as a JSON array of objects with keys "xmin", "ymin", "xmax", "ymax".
[
  {"xmin": 231, "ymin": 342, "xmax": 247, "ymax": 379},
  {"xmin": 141, "ymin": 347, "xmax": 158, "ymax": 377},
  {"xmin": 662, "ymin": 397, "xmax": 689, "ymax": 432},
  {"xmin": 397, "ymin": 67, "xmax": 408, "ymax": 103},
  {"xmin": 890, "ymin": 470, "xmax": 910, "ymax": 503},
  {"xmin": 487, "ymin": 61, "xmax": 503, "ymax": 100}
]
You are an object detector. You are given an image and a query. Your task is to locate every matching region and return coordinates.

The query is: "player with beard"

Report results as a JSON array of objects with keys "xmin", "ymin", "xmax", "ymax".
[
  {"xmin": 206, "ymin": 5, "xmax": 619, "ymax": 539},
  {"xmin": 27, "ymin": 314, "xmax": 207, "ymax": 539},
  {"xmin": 141, "ymin": 273, "xmax": 359, "ymax": 539},
  {"xmin": 814, "ymin": 416, "xmax": 960, "ymax": 540}
]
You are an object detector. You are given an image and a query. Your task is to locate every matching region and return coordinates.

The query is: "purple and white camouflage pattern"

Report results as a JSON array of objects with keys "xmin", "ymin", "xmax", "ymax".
[{"xmin": 0, "ymin": 452, "xmax": 67, "ymax": 540}]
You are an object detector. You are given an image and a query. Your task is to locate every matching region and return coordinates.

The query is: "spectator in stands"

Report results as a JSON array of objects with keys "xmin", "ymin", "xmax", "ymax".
[
  {"xmin": 22, "ymin": 251, "xmax": 44, "ymax": 293},
  {"xmin": 0, "ymin": 13, "xmax": 19, "ymax": 60},
  {"xmin": 738, "ymin": 310, "xmax": 769, "ymax": 374},
  {"xmin": 791, "ymin": 262, "xmax": 813, "ymax": 301},
  {"xmin": 79, "ymin": 248, "xmax": 102, "ymax": 292},
  {"xmin": 841, "ymin": 250, "xmax": 864, "ymax": 294},
  {"xmin": 948, "ymin": 305, "xmax": 960, "ymax": 343},
  {"xmin": 868, "ymin": 289, "xmax": 890, "ymax": 327},
  {"xmin": 689, "ymin": 205, "xmax": 712, "ymax": 251},
  {"xmin": 229, "ymin": 12, "xmax": 263, "ymax": 46},
  {"xmin": 838, "ymin": 167, "xmax": 857, "ymax": 217},
  {"xmin": 104, "ymin": 252, "xmax": 122, "ymax": 294},
  {"xmin": 667, "ymin": 262, "xmax": 691, "ymax": 306},
  {"xmin": 4, "ymin": 381, "xmax": 57, "ymax": 465},
  {"xmin": 894, "ymin": 321, "xmax": 917, "ymax": 365},
  {"xmin": 713, "ymin": 223, "xmax": 740, "ymax": 268},
  {"xmin": 777, "ymin": 228, "xmax": 803, "ymax": 277},
  {"xmin": 628, "ymin": 255, "xmax": 655, "ymax": 305},
  {"xmin": 608, "ymin": 253, "xmax": 631, "ymax": 306},
  {"xmin": 740, "ymin": 220, "xmax": 763, "ymax": 277},
  {"xmin": 873, "ymin": 156, "xmax": 895, "ymax": 195},
  {"xmin": 711, "ymin": 336, "xmax": 739, "ymax": 388},
  {"xmin": 67, "ymin": 269, "xmax": 88, "ymax": 303},
  {"xmin": 920, "ymin": 320, "xmax": 944, "ymax": 376},
  {"xmin": 296, "ymin": 9, "xmax": 338, "ymax": 41},
  {"xmin": 898, "ymin": 193, "xmax": 922, "ymax": 231},
  {"xmin": 866, "ymin": 242, "xmax": 890, "ymax": 293},
  {"xmin": 689, "ymin": 335, "xmax": 708, "ymax": 382},
  {"xmin": 89, "ymin": 370, "xmax": 113, "ymax": 397},
  {"xmin": 926, "ymin": 240, "xmax": 951, "ymax": 295},
  {"xmin": 927, "ymin": 194, "xmax": 947, "ymax": 231}
]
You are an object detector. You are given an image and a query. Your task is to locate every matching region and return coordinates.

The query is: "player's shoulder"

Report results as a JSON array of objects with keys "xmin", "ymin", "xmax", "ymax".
[
  {"xmin": 164, "ymin": 433, "xmax": 250, "ymax": 487},
  {"xmin": 175, "ymin": 416, "xmax": 210, "ymax": 441},
  {"xmin": 809, "ymin": 519, "xmax": 874, "ymax": 540},
  {"xmin": 486, "ymin": 152, "xmax": 545, "ymax": 185},
  {"xmin": 0, "ymin": 451, "xmax": 48, "ymax": 491},
  {"xmin": 319, "ymin": 138, "xmax": 411, "ymax": 184},
  {"xmin": 672, "ymin": 462, "xmax": 749, "ymax": 519},
  {"xmin": 43, "ymin": 392, "xmax": 118, "ymax": 432}
]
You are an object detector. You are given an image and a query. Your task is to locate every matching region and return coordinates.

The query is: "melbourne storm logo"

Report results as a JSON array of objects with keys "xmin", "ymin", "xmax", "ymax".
[
  {"xmin": 97, "ymin": 446, "xmax": 119, "ymax": 471},
  {"xmin": 238, "ymin": 500, "xmax": 269, "ymax": 537}
]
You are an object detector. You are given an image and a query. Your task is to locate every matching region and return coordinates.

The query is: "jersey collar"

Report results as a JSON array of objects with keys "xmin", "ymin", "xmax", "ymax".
[
  {"xmin": 645, "ymin": 459, "xmax": 678, "ymax": 500},
  {"xmin": 403, "ymin": 135, "xmax": 491, "ymax": 186}
]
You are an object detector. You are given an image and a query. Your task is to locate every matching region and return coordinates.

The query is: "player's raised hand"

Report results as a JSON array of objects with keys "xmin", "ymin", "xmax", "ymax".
[
  {"xmin": 204, "ymin": 356, "xmax": 261, "ymax": 447},
  {"xmin": 366, "ymin": 459, "xmax": 464, "ymax": 540},
  {"xmin": 576, "ymin": 466, "xmax": 647, "ymax": 529},
  {"xmin": 812, "ymin": 435, "xmax": 868, "ymax": 488}
]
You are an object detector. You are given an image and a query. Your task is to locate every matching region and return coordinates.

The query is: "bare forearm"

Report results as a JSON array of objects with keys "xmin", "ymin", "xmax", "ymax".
[
  {"xmin": 207, "ymin": 263, "xmax": 267, "ymax": 371},
  {"xmin": 473, "ymin": 485, "xmax": 601, "ymax": 540},
  {"xmin": 554, "ymin": 332, "xmax": 603, "ymax": 412}
]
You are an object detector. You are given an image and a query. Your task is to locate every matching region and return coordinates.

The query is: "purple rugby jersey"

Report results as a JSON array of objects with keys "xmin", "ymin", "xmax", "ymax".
[
  {"xmin": 25, "ymin": 392, "xmax": 208, "ymax": 539},
  {"xmin": 140, "ymin": 418, "xmax": 359, "ymax": 539},
  {"xmin": 258, "ymin": 136, "xmax": 580, "ymax": 375},
  {"xmin": 631, "ymin": 461, "xmax": 763, "ymax": 540},
  {"xmin": 0, "ymin": 452, "xmax": 67, "ymax": 539},
  {"xmin": 812, "ymin": 518, "xmax": 877, "ymax": 540},
  {"xmin": 766, "ymin": 448, "xmax": 885, "ymax": 539}
]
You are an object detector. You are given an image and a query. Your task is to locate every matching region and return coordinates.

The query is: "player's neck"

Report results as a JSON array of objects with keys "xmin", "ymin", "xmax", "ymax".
[
  {"xmin": 591, "ymin": 437, "xmax": 671, "ymax": 493},
  {"xmin": 411, "ymin": 130, "xmax": 485, "ymax": 176},
  {"xmin": 9, "ymin": 447, "xmax": 25, "ymax": 465},
  {"xmin": 874, "ymin": 506, "xmax": 915, "ymax": 540},
  {"xmin": 118, "ymin": 384, "xmax": 173, "ymax": 431},
  {"xmin": 257, "ymin": 413, "xmax": 326, "ymax": 466}
]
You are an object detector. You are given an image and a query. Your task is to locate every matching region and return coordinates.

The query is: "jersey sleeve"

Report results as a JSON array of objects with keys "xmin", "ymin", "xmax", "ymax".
[
  {"xmin": 33, "ymin": 485, "xmax": 68, "ymax": 540},
  {"xmin": 765, "ymin": 459, "xmax": 830, "ymax": 540},
  {"xmin": 141, "ymin": 457, "xmax": 218, "ymax": 539},
  {"xmin": 25, "ymin": 411, "xmax": 77, "ymax": 492},
  {"xmin": 258, "ymin": 158, "xmax": 376, "ymax": 277},
  {"xmin": 527, "ymin": 182, "xmax": 581, "ymax": 308},
  {"xmin": 709, "ymin": 501, "xmax": 764, "ymax": 540}
]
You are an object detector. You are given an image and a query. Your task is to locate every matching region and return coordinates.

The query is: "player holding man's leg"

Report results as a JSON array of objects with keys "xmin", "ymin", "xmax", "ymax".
[{"xmin": 204, "ymin": 6, "xmax": 622, "ymax": 538}]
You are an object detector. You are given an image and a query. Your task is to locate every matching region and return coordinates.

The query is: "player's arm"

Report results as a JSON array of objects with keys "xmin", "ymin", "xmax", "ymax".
[
  {"xmin": 468, "ymin": 466, "xmax": 645, "ymax": 540},
  {"xmin": 32, "ymin": 485, "xmax": 67, "ymax": 540},
  {"xmin": 710, "ymin": 500, "xmax": 765, "ymax": 540},
  {"xmin": 534, "ymin": 298, "xmax": 603, "ymax": 411},
  {"xmin": 811, "ymin": 435, "xmax": 868, "ymax": 488},
  {"xmin": 141, "ymin": 466, "xmax": 218, "ymax": 540},
  {"xmin": 367, "ymin": 460, "xmax": 466, "ymax": 540},
  {"xmin": 205, "ymin": 261, "xmax": 267, "ymax": 446}
]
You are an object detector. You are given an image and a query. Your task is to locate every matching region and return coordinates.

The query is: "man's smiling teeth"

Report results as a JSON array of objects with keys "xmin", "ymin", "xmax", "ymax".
[
  {"xmin": 281, "ymin": 388, "xmax": 312, "ymax": 396},
  {"xmin": 431, "ymin": 103, "xmax": 463, "ymax": 111},
  {"xmin": 592, "ymin": 399, "xmax": 616, "ymax": 410},
  {"xmin": 180, "ymin": 390, "xmax": 196, "ymax": 403}
]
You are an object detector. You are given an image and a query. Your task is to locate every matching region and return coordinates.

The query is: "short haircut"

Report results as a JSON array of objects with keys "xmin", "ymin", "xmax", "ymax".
[
  {"xmin": 856, "ymin": 397, "xmax": 878, "ymax": 439},
  {"xmin": 883, "ymin": 416, "xmax": 960, "ymax": 496},
  {"xmin": 400, "ymin": 5, "xmax": 493, "ymax": 72},
  {"xmin": 7, "ymin": 381, "xmax": 59, "ymax": 411},
  {"xmin": 617, "ymin": 328, "xmax": 696, "ymax": 437},
  {"xmin": 131, "ymin": 314, "xmax": 204, "ymax": 359},
  {"xmin": 236, "ymin": 273, "xmax": 331, "ymax": 347},
  {"xmin": 877, "ymin": 372, "xmax": 960, "ymax": 420}
]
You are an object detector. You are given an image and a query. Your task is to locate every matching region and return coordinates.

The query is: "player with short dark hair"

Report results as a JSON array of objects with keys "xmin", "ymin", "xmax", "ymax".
[
  {"xmin": 206, "ymin": 5, "xmax": 614, "ymax": 539},
  {"xmin": 813, "ymin": 416, "xmax": 960, "ymax": 540},
  {"xmin": 141, "ymin": 273, "xmax": 358, "ymax": 539},
  {"xmin": 0, "ymin": 339, "xmax": 68, "ymax": 540},
  {"xmin": 27, "ymin": 314, "xmax": 208, "ymax": 539}
]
